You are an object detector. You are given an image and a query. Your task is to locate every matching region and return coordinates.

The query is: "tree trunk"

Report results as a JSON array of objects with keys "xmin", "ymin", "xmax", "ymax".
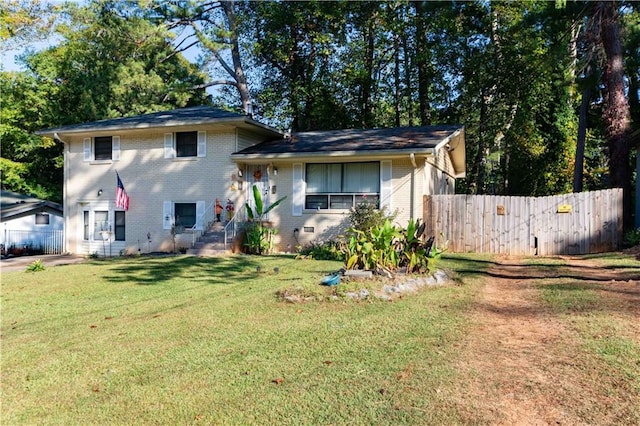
[
  {"xmin": 221, "ymin": 1, "xmax": 252, "ymax": 115},
  {"xmin": 598, "ymin": 1, "xmax": 632, "ymax": 230},
  {"xmin": 573, "ymin": 83, "xmax": 591, "ymax": 193},
  {"xmin": 413, "ymin": 1, "xmax": 431, "ymax": 126}
]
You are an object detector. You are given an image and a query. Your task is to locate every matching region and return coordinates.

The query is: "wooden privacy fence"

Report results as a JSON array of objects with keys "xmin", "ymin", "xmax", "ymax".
[{"xmin": 423, "ymin": 189, "xmax": 623, "ymax": 256}]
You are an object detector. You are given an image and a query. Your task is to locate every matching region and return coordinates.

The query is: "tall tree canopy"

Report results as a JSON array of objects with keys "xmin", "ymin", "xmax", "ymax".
[{"xmin": 2, "ymin": 0, "xmax": 638, "ymax": 227}]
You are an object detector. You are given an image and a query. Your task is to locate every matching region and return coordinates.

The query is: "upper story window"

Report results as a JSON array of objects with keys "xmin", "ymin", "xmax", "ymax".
[
  {"xmin": 176, "ymin": 132, "xmax": 197, "ymax": 157},
  {"xmin": 83, "ymin": 136, "xmax": 120, "ymax": 162},
  {"xmin": 164, "ymin": 131, "xmax": 207, "ymax": 159},
  {"xmin": 94, "ymin": 136, "xmax": 113, "ymax": 160},
  {"xmin": 305, "ymin": 162, "xmax": 380, "ymax": 210}
]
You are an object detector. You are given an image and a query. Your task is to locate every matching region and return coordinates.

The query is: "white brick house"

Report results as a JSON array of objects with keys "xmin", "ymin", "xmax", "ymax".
[{"xmin": 38, "ymin": 106, "xmax": 465, "ymax": 255}]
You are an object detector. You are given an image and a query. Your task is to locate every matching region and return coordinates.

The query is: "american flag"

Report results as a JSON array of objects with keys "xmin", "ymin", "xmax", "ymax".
[{"xmin": 116, "ymin": 172, "xmax": 130, "ymax": 211}]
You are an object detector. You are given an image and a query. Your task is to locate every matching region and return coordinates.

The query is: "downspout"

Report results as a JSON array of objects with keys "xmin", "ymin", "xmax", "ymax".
[
  {"xmin": 54, "ymin": 133, "xmax": 69, "ymax": 254},
  {"xmin": 409, "ymin": 153, "xmax": 417, "ymax": 219}
]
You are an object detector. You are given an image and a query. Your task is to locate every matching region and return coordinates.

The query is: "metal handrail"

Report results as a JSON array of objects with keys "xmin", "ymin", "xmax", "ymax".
[{"xmin": 224, "ymin": 203, "xmax": 246, "ymax": 250}]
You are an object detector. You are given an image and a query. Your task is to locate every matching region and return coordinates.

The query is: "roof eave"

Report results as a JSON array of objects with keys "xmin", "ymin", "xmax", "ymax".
[
  {"xmin": 37, "ymin": 116, "xmax": 282, "ymax": 138},
  {"xmin": 231, "ymin": 147, "xmax": 437, "ymax": 163}
]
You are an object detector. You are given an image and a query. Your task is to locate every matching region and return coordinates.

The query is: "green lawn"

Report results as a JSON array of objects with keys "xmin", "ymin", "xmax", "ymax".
[{"xmin": 1, "ymin": 255, "xmax": 484, "ymax": 425}]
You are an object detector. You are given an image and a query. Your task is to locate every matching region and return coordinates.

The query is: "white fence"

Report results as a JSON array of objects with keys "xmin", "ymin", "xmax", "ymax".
[
  {"xmin": 2, "ymin": 229, "xmax": 64, "ymax": 255},
  {"xmin": 424, "ymin": 189, "xmax": 623, "ymax": 256}
]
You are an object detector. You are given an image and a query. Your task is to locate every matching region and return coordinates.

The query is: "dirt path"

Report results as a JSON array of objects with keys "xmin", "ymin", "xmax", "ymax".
[{"xmin": 452, "ymin": 256, "xmax": 640, "ymax": 425}]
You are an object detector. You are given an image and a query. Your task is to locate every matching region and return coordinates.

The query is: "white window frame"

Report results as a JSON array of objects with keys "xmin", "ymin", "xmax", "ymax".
[
  {"xmin": 83, "ymin": 136, "xmax": 120, "ymax": 162},
  {"xmin": 301, "ymin": 161, "xmax": 383, "ymax": 211},
  {"xmin": 164, "ymin": 131, "xmax": 206, "ymax": 159},
  {"xmin": 163, "ymin": 200, "xmax": 205, "ymax": 230},
  {"xmin": 80, "ymin": 204, "xmax": 126, "ymax": 242}
]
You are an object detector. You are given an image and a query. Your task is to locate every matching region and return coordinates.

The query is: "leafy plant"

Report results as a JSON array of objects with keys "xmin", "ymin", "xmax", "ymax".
[
  {"xmin": 244, "ymin": 185, "xmax": 287, "ymax": 254},
  {"xmin": 297, "ymin": 240, "xmax": 345, "ymax": 261},
  {"xmin": 344, "ymin": 218, "xmax": 436, "ymax": 274},
  {"xmin": 348, "ymin": 199, "xmax": 398, "ymax": 233},
  {"xmin": 25, "ymin": 259, "xmax": 45, "ymax": 272},
  {"xmin": 345, "ymin": 219, "xmax": 400, "ymax": 271},
  {"xmin": 623, "ymin": 228, "xmax": 640, "ymax": 248},
  {"xmin": 397, "ymin": 219, "xmax": 432, "ymax": 273}
]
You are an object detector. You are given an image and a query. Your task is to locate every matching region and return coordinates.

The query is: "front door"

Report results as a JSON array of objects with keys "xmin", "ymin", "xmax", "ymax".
[{"xmin": 246, "ymin": 165, "xmax": 270, "ymax": 220}]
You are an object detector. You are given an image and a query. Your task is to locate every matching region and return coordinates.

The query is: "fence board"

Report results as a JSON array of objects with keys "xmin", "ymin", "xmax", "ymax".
[{"xmin": 424, "ymin": 189, "xmax": 623, "ymax": 256}]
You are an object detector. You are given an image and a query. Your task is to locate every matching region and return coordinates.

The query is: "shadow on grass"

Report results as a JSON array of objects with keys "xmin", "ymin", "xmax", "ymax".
[
  {"xmin": 445, "ymin": 254, "xmax": 640, "ymax": 283},
  {"xmin": 101, "ymin": 255, "xmax": 261, "ymax": 285}
]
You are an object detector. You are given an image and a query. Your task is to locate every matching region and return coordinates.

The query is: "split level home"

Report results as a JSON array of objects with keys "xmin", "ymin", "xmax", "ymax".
[{"xmin": 37, "ymin": 106, "xmax": 465, "ymax": 256}]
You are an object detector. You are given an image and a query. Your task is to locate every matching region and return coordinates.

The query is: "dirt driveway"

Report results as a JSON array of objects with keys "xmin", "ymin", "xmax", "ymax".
[{"xmin": 451, "ymin": 256, "xmax": 640, "ymax": 425}]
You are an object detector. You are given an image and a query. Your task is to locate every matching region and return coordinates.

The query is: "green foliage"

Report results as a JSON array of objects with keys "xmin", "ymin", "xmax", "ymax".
[
  {"xmin": 244, "ymin": 185, "xmax": 287, "ymax": 255},
  {"xmin": 297, "ymin": 240, "xmax": 344, "ymax": 261},
  {"xmin": 623, "ymin": 228, "xmax": 640, "ymax": 248},
  {"xmin": 1, "ymin": 1, "xmax": 209, "ymax": 202},
  {"xmin": 347, "ymin": 199, "xmax": 398, "ymax": 233},
  {"xmin": 345, "ymin": 219, "xmax": 400, "ymax": 271},
  {"xmin": 343, "ymin": 218, "xmax": 435, "ymax": 274},
  {"xmin": 25, "ymin": 259, "xmax": 45, "ymax": 273}
]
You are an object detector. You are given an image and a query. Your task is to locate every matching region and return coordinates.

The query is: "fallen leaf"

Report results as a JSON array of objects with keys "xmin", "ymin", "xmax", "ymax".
[{"xmin": 272, "ymin": 377, "xmax": 284, "ymax": 385}]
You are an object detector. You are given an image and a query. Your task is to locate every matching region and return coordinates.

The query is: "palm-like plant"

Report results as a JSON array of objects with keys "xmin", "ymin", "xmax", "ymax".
[{"xmin": 244, "ymin": 185, "xmax": 287, "ymax": 254}]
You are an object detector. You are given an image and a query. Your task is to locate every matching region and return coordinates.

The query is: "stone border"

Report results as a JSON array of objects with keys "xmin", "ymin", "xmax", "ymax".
[{"xmin": 281, "ymin": 269, "xmax": 453, "ymax": 303}]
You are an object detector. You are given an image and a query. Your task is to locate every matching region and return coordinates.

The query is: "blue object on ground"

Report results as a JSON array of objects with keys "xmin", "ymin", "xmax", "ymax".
[{"xmin": 321, "ymin": 273, "xmax": 341, "ymax": 286}]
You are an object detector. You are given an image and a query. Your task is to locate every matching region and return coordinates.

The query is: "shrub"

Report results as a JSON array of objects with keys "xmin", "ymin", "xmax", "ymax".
[
  {"xmin": 298, "ymin": 240, "xmax": 345, "ymax": 261},
  {"xmin": 623, "ymin": 228, "xmax": 640, "ymax": 248},
  {"xmin": 348, "ymin": 199, "xmax": 398, "ymax": 233}
]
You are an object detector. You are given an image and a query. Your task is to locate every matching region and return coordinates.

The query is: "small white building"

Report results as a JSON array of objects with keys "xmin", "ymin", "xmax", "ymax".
[{"xmin": 1, "ymin": 191, "xmax": 64, "ymax": 255}]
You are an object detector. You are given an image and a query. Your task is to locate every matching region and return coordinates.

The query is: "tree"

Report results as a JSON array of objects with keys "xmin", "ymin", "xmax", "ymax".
[
  {"xmin": 597, "ymin": 1, "xmax": 633, "ymax": 229},
  {"xmin": 1, "ymin": 0, "xmax": 209, "ymax": 200},
  {"xmin": 150, "ymin": 0, "xmax": 253, "ymax": 114}
]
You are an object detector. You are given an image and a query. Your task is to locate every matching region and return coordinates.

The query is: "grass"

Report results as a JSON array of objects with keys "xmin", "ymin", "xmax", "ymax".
[
  {"xmin": 537, "ymin": 255, "xmax": 640, "ymax": 423},
  {"xmin": 1, "ymin": 254, "xmax": 483, "ymax": 425},
  {"xmin": 3, "ymin": 252, "xmax": 638, "ymax": 425}
]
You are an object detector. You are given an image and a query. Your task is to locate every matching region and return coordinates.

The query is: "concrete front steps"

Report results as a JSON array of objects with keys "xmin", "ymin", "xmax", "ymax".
[{"xmin": 186, "ymin": 222, "xmax": 231, "ymax": 256}]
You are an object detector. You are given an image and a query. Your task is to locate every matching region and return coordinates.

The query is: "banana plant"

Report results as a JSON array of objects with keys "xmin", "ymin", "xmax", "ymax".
[{"xmin": 244, "ymin": 185, "xmax": 286, "ymax": 254}]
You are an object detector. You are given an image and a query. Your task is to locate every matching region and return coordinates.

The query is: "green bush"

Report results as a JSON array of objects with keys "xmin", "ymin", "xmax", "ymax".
[
  {"xmin": 348, "ymin": 199, "xmax": 398, "ymax": 233},
  {"xmin": 297, "ymin": 240, "xmax": 345, "ymax": 261},
  {"xmin": 623, "ymin": 228, "xmax": 640, "ymax": 248}
]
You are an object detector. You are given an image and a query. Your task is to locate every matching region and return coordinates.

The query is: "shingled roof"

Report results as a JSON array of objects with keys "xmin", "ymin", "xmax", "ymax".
[
  {"xmin": 233, "ymin": 125, "xmax": 462, "ymax": 156},
  {"xmin": 37, "ymin": 106, "xmax": 282, "ymax": 138},
  {"xmin": 1, "ymin": 190, "xmax": 63, "ymax": 222}
]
